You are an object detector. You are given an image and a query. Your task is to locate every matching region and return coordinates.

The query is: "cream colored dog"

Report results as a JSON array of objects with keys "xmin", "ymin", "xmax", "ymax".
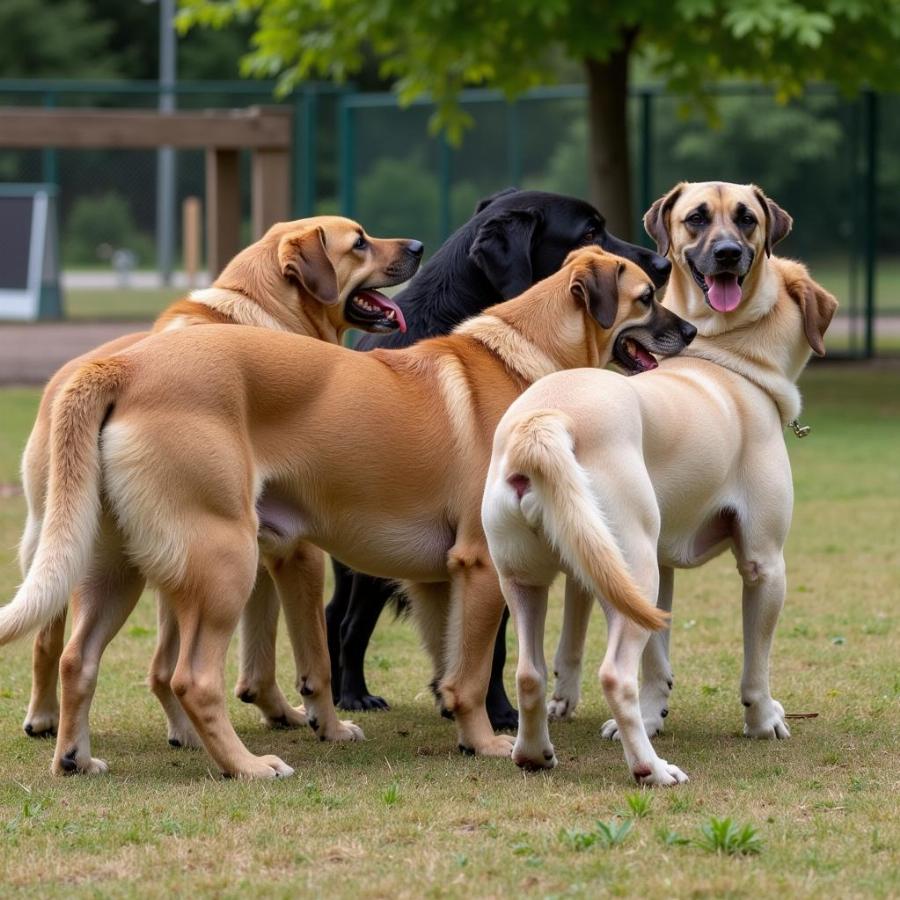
[
  {"xmin": 0, "ymin": 247, "xmax": 694, "ymax": 779},
  {"xmin": 481, "ymin": 182, "xmax": 837, "ymax": 784}
]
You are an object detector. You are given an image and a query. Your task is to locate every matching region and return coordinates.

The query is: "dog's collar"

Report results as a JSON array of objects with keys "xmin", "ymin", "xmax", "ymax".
[
  {"xmin": 188, "ymin": 288, "xmax": 291, "ymax": 333},
  {"xmin": 454, "ymin": 314, "xmax": 559, "ymax": 384},
  {"xmin": 680, "ymin": 342, "xmax": 802, "ymax": 427}
]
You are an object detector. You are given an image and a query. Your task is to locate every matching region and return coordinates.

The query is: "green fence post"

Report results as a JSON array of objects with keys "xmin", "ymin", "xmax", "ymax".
[
  {"xmin": 41, "ymin": 91, "xmax": 58, "ymax": 186},
  {"xmin": 438, "ymin": 136, "xmax": 452, "ymax": 241},
  {"xmin": 863, "ymin": 90, "xmax": 878, "ymax": 359},
  {"xmin": 339, "ymin": 93, "xmax": 356, "ymax": 219},
  {"xmin": 638, "ymin": 89, "xmax": 653, "ymax": 247},
  {"xmin": 506, "ymin": 100, "xmax": 522, "ymax": 187}
]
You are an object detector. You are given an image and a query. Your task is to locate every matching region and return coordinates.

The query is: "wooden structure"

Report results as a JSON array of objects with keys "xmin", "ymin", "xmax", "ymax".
[{"xmin": 0, "ymin": 106, "xmax": 292, "ymax": 276}]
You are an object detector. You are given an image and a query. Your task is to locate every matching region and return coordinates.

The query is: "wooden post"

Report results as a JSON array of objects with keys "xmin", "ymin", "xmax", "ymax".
[
  {"xmin": 205, "ymin": 148, "xmax": 241, "ymax": 278},
  {"xmin": 182, "ymin": 196, "xmax": 201, "ymax": 288},
  {"xmin": 252, "ymin": 147, "xmax": 291, "ymax": 239}
]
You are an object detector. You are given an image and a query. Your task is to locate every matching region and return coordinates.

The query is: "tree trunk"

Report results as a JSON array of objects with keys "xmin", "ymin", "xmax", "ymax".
[{"xmin": 584, "ymin": 41, "xmax": 634, "ymax": 240}]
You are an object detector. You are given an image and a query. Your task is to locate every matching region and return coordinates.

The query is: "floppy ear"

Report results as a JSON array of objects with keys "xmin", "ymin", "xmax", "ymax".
[
  {"xmin": 643, "ymin": 184, "xmax": 683, "ymax": 256},
  {"xmin": 789, "ymin": 277, "xmax": 838, "ymax": 357},
  {"xmin": 277, "ymin": 226, "xmax": 339, "ymax": 305},
  {"xmin": 753, "ymin": 187, "xmax": 793, "ymax": 257},
  {"xmin": 468, "ymin": 208, "xmax": 542, "ymax": 299},
  {"xmin": 474, "ymin": 187, "xmax": 519, "ymax": 214},
  {"xmin": 570, "ymin": 259, "xmax": 622, "ymax": 329}
]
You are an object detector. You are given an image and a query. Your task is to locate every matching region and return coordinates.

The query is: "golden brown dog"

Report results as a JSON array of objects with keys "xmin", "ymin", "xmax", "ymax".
[
  {"xmin": 0, "ymin": 247, "xmax": 694, "ymax": 778},
  {"xmin": 18, "ymin": 216, "xmax": 422, "ymax": 748},
  {"xmin": 481, "ymin": 182, "xmax": 837, "ymax": 784}
]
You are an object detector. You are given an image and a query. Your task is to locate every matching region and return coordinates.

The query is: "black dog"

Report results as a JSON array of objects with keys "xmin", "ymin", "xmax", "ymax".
[{"xmin": 326, "ymin": 188, "xmax": 671, "ymax": 728}]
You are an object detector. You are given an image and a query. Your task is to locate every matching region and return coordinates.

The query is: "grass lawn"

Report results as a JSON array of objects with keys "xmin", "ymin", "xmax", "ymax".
[
  {"xmin": 63, "ymin": 288, "xmax": 183, "ymax": 322},
  {"xmin": 0, "ymin": 364, "xmax": 897, "ymax": 897}
]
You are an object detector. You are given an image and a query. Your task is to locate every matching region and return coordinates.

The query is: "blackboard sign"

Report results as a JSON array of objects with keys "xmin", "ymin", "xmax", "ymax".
[{"xmin": 0, "ymin": 184, "xmax": 63, "ymax": 320}]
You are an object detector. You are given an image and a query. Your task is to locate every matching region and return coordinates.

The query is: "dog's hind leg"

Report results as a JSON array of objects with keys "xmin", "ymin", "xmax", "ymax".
[
  {"xmin": 52, "ymin": 531, "xmax": 145, "ymax": 776},
  {"xmin": 234, "ymin": 568, "xmax": 308, "ymax": 729},
  {"xmin": 503, "ymin": 578, "xmax": 556, "ymax": 770},
  {"xmin": 548, "ymin": 578, "xmax": 593, "ymax": 721},
  {"xmin": 265, "ymin": 543, "xmax": 363, "ymax": 745},
  {"xmin": 439, "ymin": 542, "xmax": 515, "ymax": 757},
  {"xmin": 167, "ymin": 526, "xmax": 296, "ymax": 779},
  {"xmin": 148, "ymin": 597, "xmax": 202, "ymax": 749},
  {"xmin": 325, "ymin": 558, "xmax": 354, "ymax": 703},
  {"xmin": 24, "ymin": 615, "xmax": 65, "ymax": 738}
]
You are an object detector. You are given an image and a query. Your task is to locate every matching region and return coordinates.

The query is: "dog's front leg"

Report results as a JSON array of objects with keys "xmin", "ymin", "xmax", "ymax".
[
  {"xmin": 738, "ymin": 551, "xmax": 790, "ymax": 739},
  {"xmin": 234, "ymin": 567, "xmax": 308, "ymax": 729},
  {"xmin": 548, "ymin": 577, "xmax": 593, "ymax": 721},
  {"xmin": 440, "ymin": 544, "xmax": 515, "ymax": 757},
  {"xmin": 502, "ymin": 578, "xmax": 556, "ymax": 769},
  {"xmin": 265, "ymin": 544, "xmax": 364, "ymax": 744}
]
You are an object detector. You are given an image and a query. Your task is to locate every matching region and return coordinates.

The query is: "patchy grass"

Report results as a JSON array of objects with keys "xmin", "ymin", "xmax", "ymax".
[{"xmin": 0, "ymin": 363, "xmax": 897, "ymax": 897}]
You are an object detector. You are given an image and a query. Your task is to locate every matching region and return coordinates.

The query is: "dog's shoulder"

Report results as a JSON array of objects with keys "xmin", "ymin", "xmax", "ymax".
[{"xmin": 154, "ymin": 298, "xmax": 234, "ymax": 332}]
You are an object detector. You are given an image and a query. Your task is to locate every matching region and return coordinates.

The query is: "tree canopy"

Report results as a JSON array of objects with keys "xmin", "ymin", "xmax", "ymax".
[{"xmin": 177, "ymin": 0, "xmax": 900, "ymax": 139}]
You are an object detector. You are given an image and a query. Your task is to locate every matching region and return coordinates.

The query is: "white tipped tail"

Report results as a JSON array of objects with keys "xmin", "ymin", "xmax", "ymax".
[
  {"xmin": 504, "ymin": 409, "xmax": 668, "ymax": 632},
  {"xmin": 0, "ymin": 357, "xmax": 128, "ymax": 644}
]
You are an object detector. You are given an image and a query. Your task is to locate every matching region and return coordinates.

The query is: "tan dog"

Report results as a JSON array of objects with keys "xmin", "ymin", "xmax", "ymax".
[
  {"xmin": 0, "ymin": 247, "xmax": 694, "ymax": 779},
  {"xmin": 18, "ymin": 217, "xmax": 423, "ymax": 748},
  {"xmin": 481, "ymin": 182, "xmax": 837, "ymax": 784}
]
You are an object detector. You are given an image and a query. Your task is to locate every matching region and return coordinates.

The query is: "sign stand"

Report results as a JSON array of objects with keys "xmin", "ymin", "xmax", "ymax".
[{"xmin": 0, "ymin": 183, "xmax": 64, "ymax": 320}]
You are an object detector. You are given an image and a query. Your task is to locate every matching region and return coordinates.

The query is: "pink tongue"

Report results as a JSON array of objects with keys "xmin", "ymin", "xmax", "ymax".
[
  {"xmin": 635, "ymin": 346, "xmax": 658, "ymax": 371},
  {"xmin": 357, "ymin": 290, "xmax": 407, "ymax": 333},
  {"xmin": 704, "ymin": 274, "xmax": 742, "ymax": 312}
]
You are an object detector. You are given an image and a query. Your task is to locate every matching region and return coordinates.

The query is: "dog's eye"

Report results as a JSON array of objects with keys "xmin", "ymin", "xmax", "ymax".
[
  {"xmin": 739, "ymin": 214, "xmax": 756, "ymax": 227},
  {"xmin": 686, "ymin": 213, "xmax": 705, "ymax": 227},
  {"xmin": 639, "ymin": 287, "xmax": 654, "ymax": 306},
  {"xmin": 583, "ymin": 227, "xmax": 597, "ymax": 242},
  {"xmin": 353, "ymin": 235, "xmax": 367, "ymax": 250}
]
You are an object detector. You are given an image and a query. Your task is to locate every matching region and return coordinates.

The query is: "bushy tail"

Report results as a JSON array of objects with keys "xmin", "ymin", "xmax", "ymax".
[
  {"xmin": 0, "ymin": 357, "xmax": 129, "ymax": 644},
  {"xmin": 504, "ymin": 410, "xmax": 668, "ymax": 632}
]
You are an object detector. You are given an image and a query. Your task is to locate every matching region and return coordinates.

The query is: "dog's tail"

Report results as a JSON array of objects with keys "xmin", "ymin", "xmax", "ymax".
[
  {"xmin": 0, "ymin": 357, "xmax": 129, "ymax": 645},
  {"xmin": 503, "ymin": 409, "xmax": 668, "ymax": 632}
]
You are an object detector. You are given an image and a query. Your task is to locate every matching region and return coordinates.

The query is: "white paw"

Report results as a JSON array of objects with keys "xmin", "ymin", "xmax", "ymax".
[
  {"xmin": 23, "ymin": 709, "xmax": 59, "ymax": 738},
  {"xmin": 261, "ymin": 704, "xmax": 308, "ymax": 729},
  {"xmin": 744, "ymin": 699, "xmax": 790, "ymax": 739},
  {"xmin": 512, "ymin": 739, "xmax": 558, "ymax": 770},
  {"xmin": 633, "ymin": 759, "xmax": 689, "ymax": 786},
  {"xmin": 53, "ymin": 754, "xmax": 109, "ymax": 776},
  {"xmin": 601, "ymin": 709, "xmax": 666, "ymax": 741},
  {"xmin": 547, "ymin": 694, "xmax": 577, "ymax": 721},
  {"xmin": 227, "ymin": 754, "xmax": 295, "ymax": 780},
  {"xmin": 461, "ymin": 733, "xmax": 516, "ymax": 757},
  {"xmin": 321, "ymin": 720, "xmax": 365, "ymax": 742}
]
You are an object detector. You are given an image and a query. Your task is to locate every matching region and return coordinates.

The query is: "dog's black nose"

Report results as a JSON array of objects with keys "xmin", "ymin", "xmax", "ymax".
[
  {"xmin": 405, "ymin": 240, "xmax": 424, "ymax": 257},
  {"xmin": 680, "ymin": 320, "xmax": 698, "ymax": 345},
  {"xmin": 651, "ymin": 254, "xmax": 672, "ymax": 285},
  {"xmin": 712, "ymin": 241, "xmax": 742, "ymax": 264}
]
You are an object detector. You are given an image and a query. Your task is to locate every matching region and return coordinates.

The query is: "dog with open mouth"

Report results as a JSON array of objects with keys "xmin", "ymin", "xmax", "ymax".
[
  {"xmin": 481, "ymin": 181, "xmax": 837, "ymax": 785},
  {"xmin": 16, "ymin": 216, "xmax": 422, "ymax": 749}
]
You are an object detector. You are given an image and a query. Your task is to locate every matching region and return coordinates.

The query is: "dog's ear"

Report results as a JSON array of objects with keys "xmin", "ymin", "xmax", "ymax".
[
  {"xmin": 643, "ymin": 184, "xmax": 683, "ymax": 256},
  {"xmin": 753, "ymin": 187, "xmax": 793, "ymax": 257},
  {"xmin": 278, "ymin": 226, "xmax": 339, "ymax": 305},
  {"xmin": 469, "ymin": 208, "xmax": 542, "ymax": 299},
  {"xmin": 570, "ymin": 257, "xmax": 622, "ymax": 329},
  {"xmin": 788, "ymin": 275, "xmax": 838, "ymax": 357},
  {"xmin": 474, "ymin": 187, "xmax": 519, "ymax": 214}
]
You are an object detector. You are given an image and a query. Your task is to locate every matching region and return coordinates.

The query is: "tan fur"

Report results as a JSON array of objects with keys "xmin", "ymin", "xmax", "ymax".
[
  {"xmin": 16, "ymin": 215, "xmax": 421, "ymax": 747},
  {"xmin": 3, "ymin": 247, "xmax": 665, "ymax": 778},
  {"xmin": 482, "ymin": 182, "xmax": 838, "ymax": 786}
]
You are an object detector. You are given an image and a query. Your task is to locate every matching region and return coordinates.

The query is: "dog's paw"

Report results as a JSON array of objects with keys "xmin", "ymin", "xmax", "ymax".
[
  {"xmin": 512, "ymin": 740, "xmax": 557, "ymax": 771},
  {"xmin": 600, "ymin": 709, "xmax": 666, "ymax": 741},
  {"xmin": 224, "ymin": 754, "xmax": 295, "ymax": 780},
  {"xmin": 23, "ymin": 711, "xmax": 59, "ymax": 738},
  {"xmin": 632, "ymin": 759, "xmax": 688, "ymax": 787},
  {"xmin": 488, "ymin": 704, "xmax": 519, "ymax": 732},
  {"xmin": 337, "ymin": 692, "xmax": 390, "ymax": 712},
  {"xmin": 53, "ymin": 750, "xmax": 109, "ymax": 777},
  {"xmin": 743, "ymin": 699, "xmax": 790, "ymax": 740},
  {"xmin": 166, "ymin": 723, "xmax": 203, "ymax": 750},
  {"xmin": 459, "ymin": 733, "xmax": 515, "ymax": 758},
  {"xmin": 547, "ymin": 694, "xmax": 576, "ymax": 721},
  {"xmin": 261, "ymin": 704, "xmax": 308, "ymax": 730},
  {"xmin": 320, "ymin": 719, "xmax": 365, "ymax": 742}
]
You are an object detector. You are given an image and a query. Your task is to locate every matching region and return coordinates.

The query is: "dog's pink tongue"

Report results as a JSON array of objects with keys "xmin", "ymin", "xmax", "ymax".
[
  {"xmin": 358, "ymin": 290, "xmax": 407, "ymax": 332},
  {"xmin": 635, "ymin": 346, "xmax": 658, "ymax": 371},
  {"xmin": 704, "ymin": 274, "xmax": 742, "ymax": 312}
]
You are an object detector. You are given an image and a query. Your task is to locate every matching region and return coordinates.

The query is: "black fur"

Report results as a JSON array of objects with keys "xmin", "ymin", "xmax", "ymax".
[{"xmin": 326, "ymin": 189, "xmax": 671, "ymax": 726}]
